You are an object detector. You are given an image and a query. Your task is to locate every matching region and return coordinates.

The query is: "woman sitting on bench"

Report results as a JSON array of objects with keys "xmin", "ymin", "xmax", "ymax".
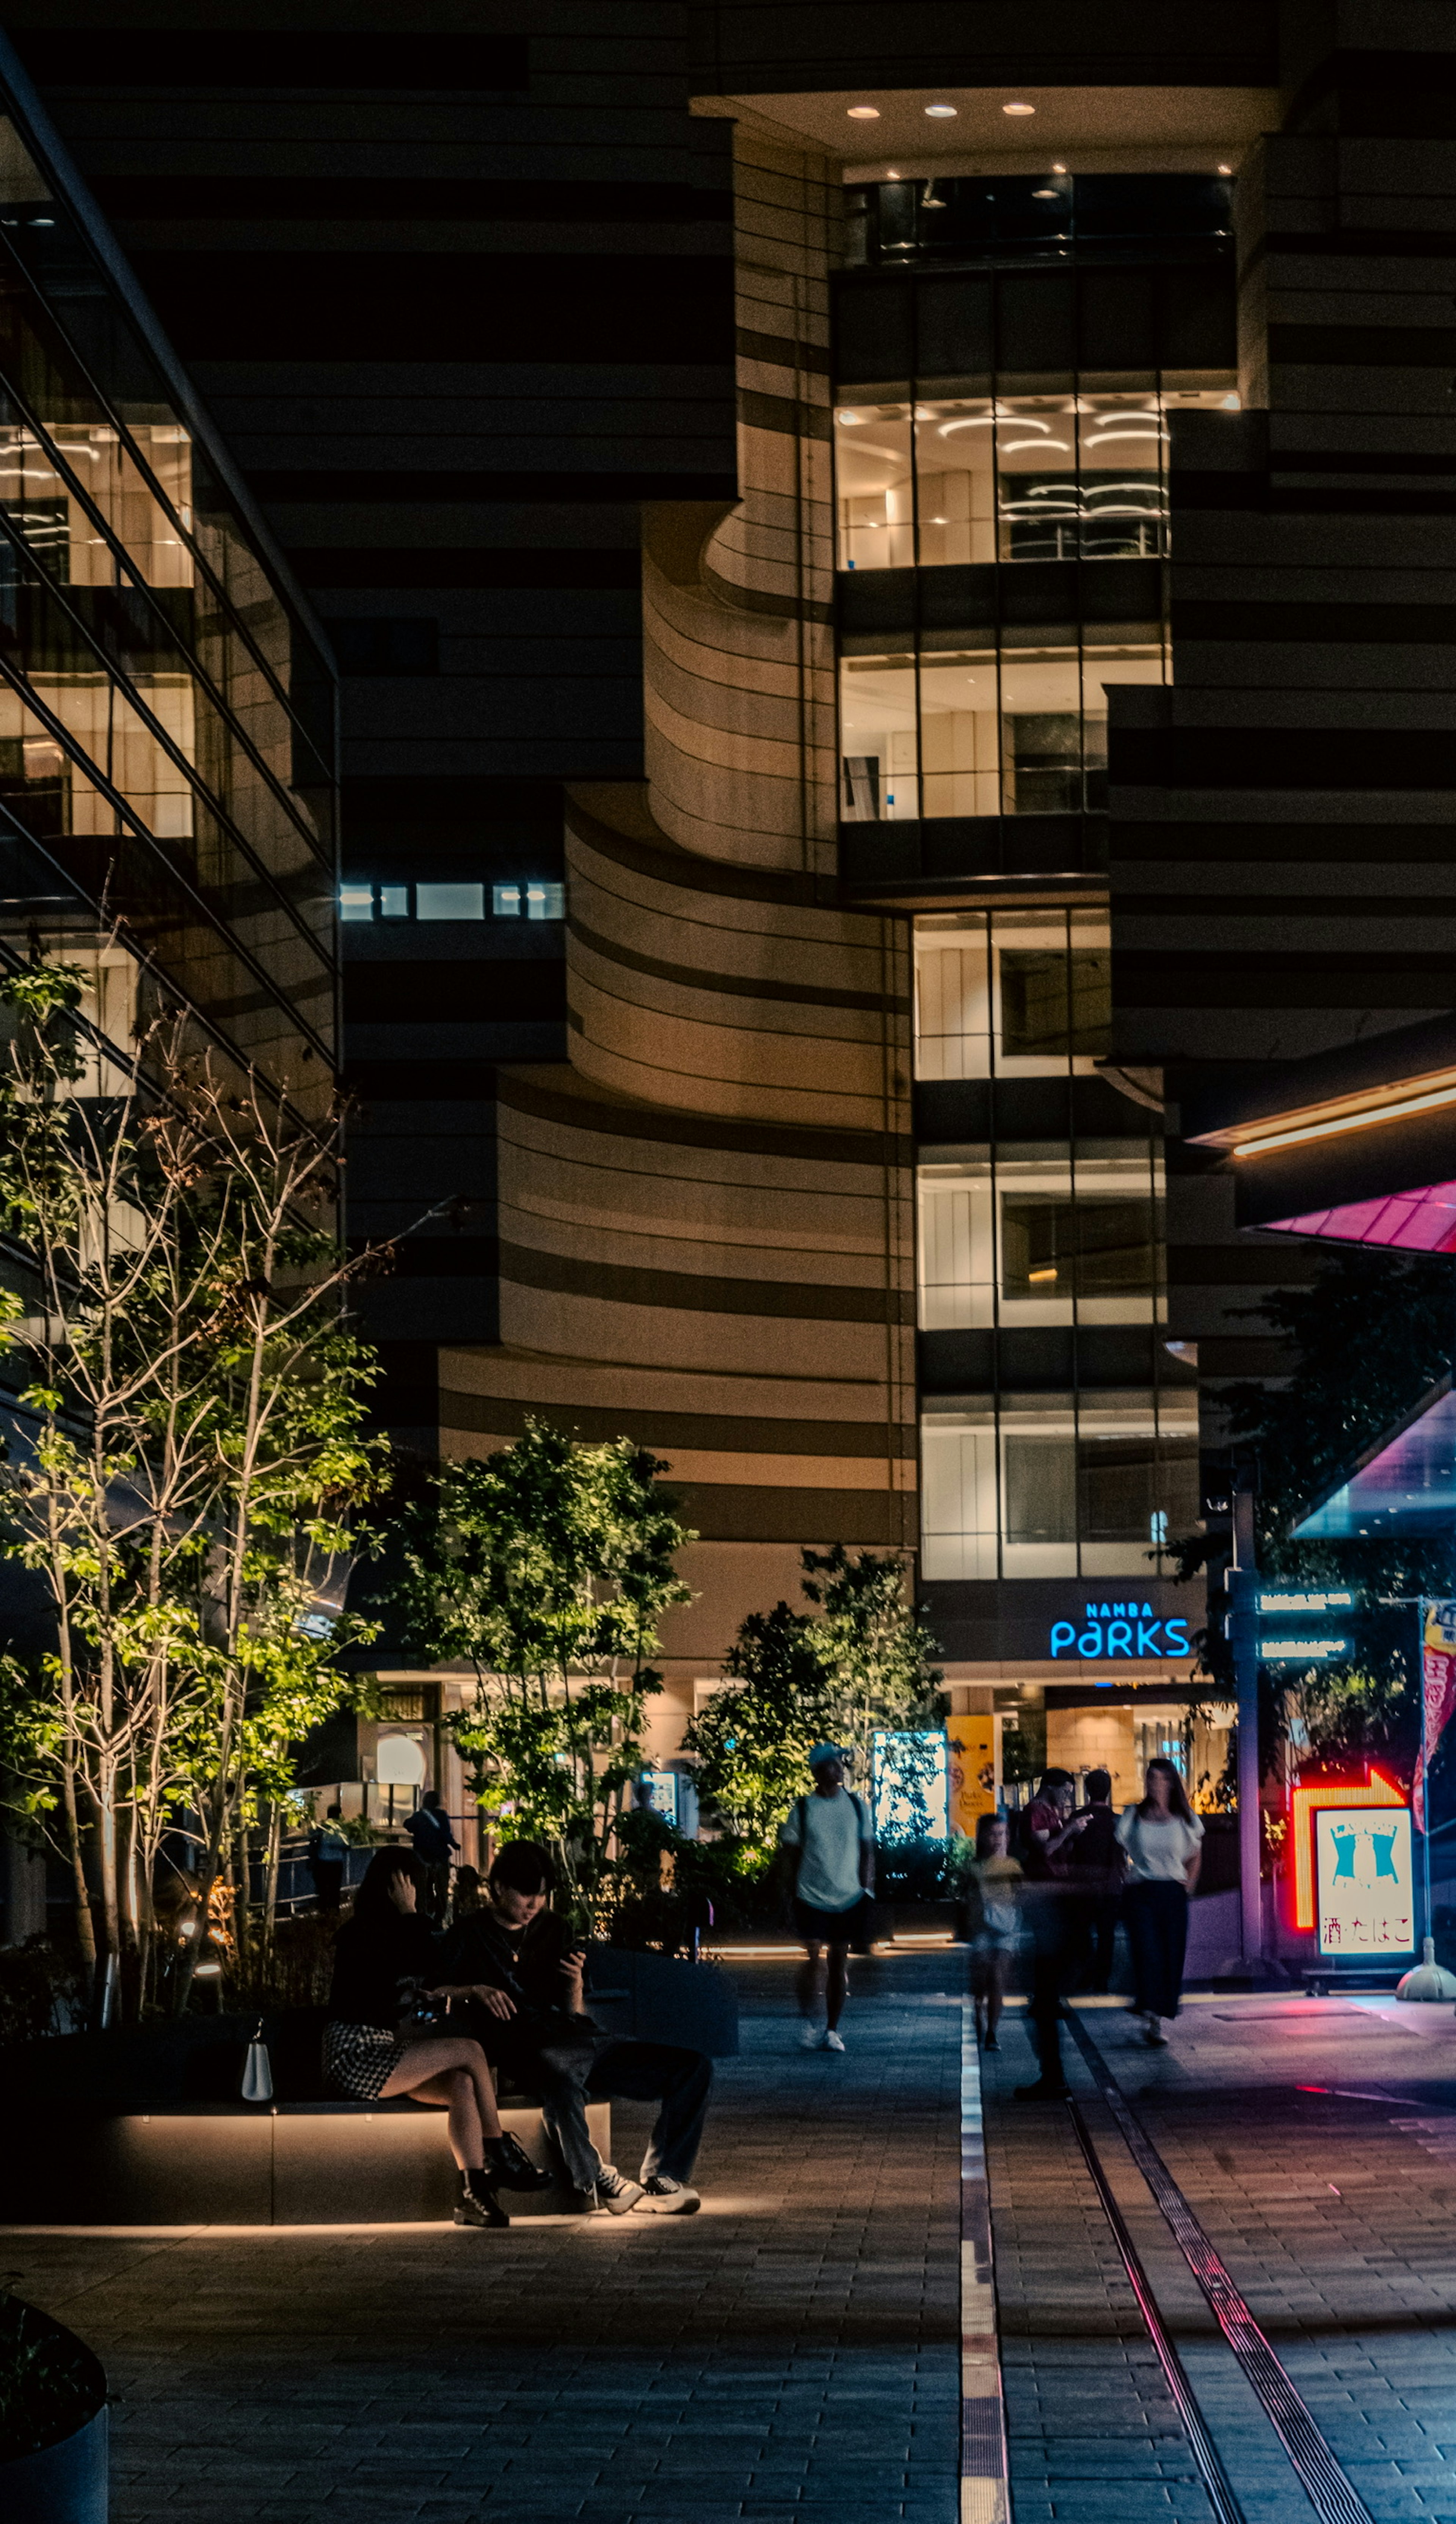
[{"xmin": 325, "ymin": 1847, "xmax": 553, "ymax": 2227}]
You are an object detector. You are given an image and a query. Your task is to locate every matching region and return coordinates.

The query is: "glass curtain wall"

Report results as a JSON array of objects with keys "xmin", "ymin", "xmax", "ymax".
[
  {"xmin": 915, "ymin": 907, "xmax": 1196, "ymax": 1580},
  {"xmin": 0, "ymin": 103, "xmax": 337, "ymax": 1117}
]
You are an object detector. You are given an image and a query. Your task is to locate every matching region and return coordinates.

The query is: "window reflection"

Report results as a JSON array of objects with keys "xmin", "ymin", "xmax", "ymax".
[
  {"xmin": 834, "ymin": 387, "xmax": 1232, "ymax": 572},
  {"xmin": 918, "ymin": 649, "xmax": 997, "ymax": 819},
  {"xmin": 914, "ymin": 401, "xmax": 995, "ymax": 567},
  {"xmin": 995, "ymin": 396, "xmax": 1078, "ymax": 561},
  {"xmin": 834, "ymin": 404, "xmax": 912, "ymax": 570},
  {"xmin": 838, "ymin": 650, "xmax": 917, "ymax": 818}
]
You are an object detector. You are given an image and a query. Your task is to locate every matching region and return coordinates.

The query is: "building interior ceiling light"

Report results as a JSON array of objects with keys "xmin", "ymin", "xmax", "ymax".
[
  {"xmin": 926, "ymin": 104, "xmax": 958, "ymax": 117},
  {"xmin": 847, "ymin": 105, "xmax": 879, "ymax": 118},
  {"xmin": 1003, "ymin": 102, "xmax": 1036, "ymax": 115}
]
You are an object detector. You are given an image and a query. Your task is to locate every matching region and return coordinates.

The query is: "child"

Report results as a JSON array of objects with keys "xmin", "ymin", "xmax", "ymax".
[{"xmin": 968, "ymin": 1811, "xmax": 1022, "ymax": 2051}]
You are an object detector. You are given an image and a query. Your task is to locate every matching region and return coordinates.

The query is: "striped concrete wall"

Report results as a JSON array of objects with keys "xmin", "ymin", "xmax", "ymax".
[{"xmin": 443, "ymin": 119, "xmax": 916, "ymax": 1710}]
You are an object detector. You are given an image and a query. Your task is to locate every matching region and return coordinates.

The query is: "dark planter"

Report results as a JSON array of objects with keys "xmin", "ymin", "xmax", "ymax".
[
  {"xmin": 1, "ymin": 2403, "xmax": 107, "ymax": 2522},
  {"xmin": 0, "ymin": 2300, "xmax": 107, "ymax": 2524}
]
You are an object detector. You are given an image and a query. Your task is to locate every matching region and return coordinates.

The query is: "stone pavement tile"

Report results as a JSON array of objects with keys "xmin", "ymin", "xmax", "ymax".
[{"xmin": 7, "ymin": 1954, "xmax": 961, "ymax": 2524}]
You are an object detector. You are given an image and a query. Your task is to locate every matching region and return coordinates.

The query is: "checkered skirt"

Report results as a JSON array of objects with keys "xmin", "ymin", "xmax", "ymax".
[{"xmin": 323, "ymin": 2019, "xmax": 410, "ymax": 2102}]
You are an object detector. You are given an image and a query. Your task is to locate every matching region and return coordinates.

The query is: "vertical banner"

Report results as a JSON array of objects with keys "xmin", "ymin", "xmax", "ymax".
[
  {"xmin": 1416, "ymin": 1599, "xmax": 1456, "ymax": 1833},
  {"xmin": 948, "ymin": 1715, "xmax": 997, "ymax": 1837}
]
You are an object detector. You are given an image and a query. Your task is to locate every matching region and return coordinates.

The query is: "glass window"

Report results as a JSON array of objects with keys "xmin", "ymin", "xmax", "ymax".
[
  {"xmin": 1078, "ymin": 395, "xmax": 1166, "ymax": 559},
  {"xmin": 1076, "ymin": 1397, "xmax": 1199, "ymax": 1578},
  {"xmin": 839, "ymin": 651, "xmax": 918, "ymax": 820},
  {"xmin": 1000, "ymin": 1195, "xmax": 1160, "ymax": 1301},
  {"xmin": 998, "ymin": 943, "xmax": 1111, "ymax": 1058},
  {"xmin": 918, "ymin": 650, "xmax": 998, "ymax": 820},
  {"xmin": 998, "ymin": 648, "xmax": 1081, "ymax": 816},
  {"xmin": 918, "ymin": 1159, "xmax": 993, "ymax": 1330},
  {"xmin": 919, "ymin": 1151, "xmax": 1161, "ymax": 1334},
  {"xmin": 526, "ymin": 881, "xmax": 565, "ymax": 919},
  {"xmin": 340, "ymin": 884, "xmax": 373, "ymax": 922},
  {"xmin": 913, "ymin": 917, "xmax": 990, "ymax": 1079},
  {"xmin": 913, "ymin": 400, "xmax": 995, "ymax": 567},
  {"xmin": 834, "ymin": 404, "xmax": 913, "ymax": 570},
  {"xmin": 415, "ymin": 882, "xmax": 483, "ymax": 920},
  {"xmin": 920, "ymin": 1404, "xmax": 999, "ymax": 1581},
  {"xmin": 995, "ymin": 396, "xmax": 1077, "ymax": 562},
  {"xmin": 378, "ymin": 883, "xmax": 409, "ymax": 919},
  {"xmin": 493, "ymin": 883, "xmax": 522, "ymax": 917}
]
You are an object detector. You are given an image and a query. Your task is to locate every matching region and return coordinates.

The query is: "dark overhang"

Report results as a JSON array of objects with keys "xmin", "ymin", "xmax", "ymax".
[{"xmin": 1182, "ymin": 1010, "xmax": 1456, "ymax": 1255}]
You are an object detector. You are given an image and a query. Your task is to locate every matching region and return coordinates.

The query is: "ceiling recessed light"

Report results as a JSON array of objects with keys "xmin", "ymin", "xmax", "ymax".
[
  {"xmin": 886, "ymin": 169, "xmax": 901, "ymax": 179},
  {"xmin": 1218, "ymin": 162, "xmax": 1233, "ymax": 174},
  {"xmin": 1003, "ymin": 101, "xmax": 1035, "ymax": 116},
  {"xmin": 924, "ymin": 103, "xmax": 957, "ymax": 118},
  {"xmin": 847, "ymin": 105, "xmax": 880, "ymax": 120},
  {"xmin": 1032, "ymin": 189, "xmax": 1058, "ymax": 199},
  {"xmin": 1052, "ymin": 162, "xmax": 1067, "ymax": 174}
]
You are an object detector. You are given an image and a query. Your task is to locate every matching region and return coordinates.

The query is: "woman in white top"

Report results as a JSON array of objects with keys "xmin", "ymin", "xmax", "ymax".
[{"xmin": 1114, "ymin": 1759, "xmax": 1203, "ymax": 2047}]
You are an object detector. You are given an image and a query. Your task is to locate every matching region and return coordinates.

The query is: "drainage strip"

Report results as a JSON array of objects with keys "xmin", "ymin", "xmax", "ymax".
[
  {"xmin": 1066, "ymin": 2097, "xmax": 1246, "ymax": 2524},
  {"xmin": 1064, "ymin": 2009, "xmax": 1376, "ymax": 2524},
  {"xmin": 960, "ymin": 1999, "xmax": 1010, "ymax": 2524}
]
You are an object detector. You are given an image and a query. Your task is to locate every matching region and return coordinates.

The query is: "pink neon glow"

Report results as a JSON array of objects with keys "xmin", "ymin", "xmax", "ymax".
[{"xmin": 1264, "ymin": 1181, "xmax": 1456, "ymax": 1252}]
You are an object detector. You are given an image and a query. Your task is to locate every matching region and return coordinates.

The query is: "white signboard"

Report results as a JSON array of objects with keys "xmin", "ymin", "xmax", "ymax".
[{"xmin": 1314, "ymin": 1805, "xmax": 1415, "ymax": 1959}]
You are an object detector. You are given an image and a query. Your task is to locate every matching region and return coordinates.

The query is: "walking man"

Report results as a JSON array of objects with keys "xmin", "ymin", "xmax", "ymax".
[{"xmin": 779, "ymin": 1744, "xmax": 875, "ymax": 2053}]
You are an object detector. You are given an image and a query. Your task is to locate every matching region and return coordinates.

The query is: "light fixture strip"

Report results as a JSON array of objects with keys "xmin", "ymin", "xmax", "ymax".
[{"xmin": 1229, "ymin": 1076, "xmax": 1456, "ymax": 1160}]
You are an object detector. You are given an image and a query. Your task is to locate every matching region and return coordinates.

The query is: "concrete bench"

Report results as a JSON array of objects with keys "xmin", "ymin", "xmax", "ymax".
[{"xmin": 0, "ymin": 2094, "xmax": 609, "ymax": 2225}]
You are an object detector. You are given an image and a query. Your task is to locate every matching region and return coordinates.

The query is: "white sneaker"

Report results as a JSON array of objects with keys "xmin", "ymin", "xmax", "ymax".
[
  {"xmin": 632, "ymin": 2175, "xmax": 701, "ymax": 2215},
  {"xmin": 799, "ymin": 2019, "xmax": 824, "ymax": 2048},
  {"xmin": 595, "ymin": 2164, "xmax": 645, "ymax": 2214},
  {"xmin": 821, "ymin": 2029, "xmax": 846, "ymax": 2053},
  {"xmin": 1144, "ymin": 2016, "xmax": 1168, "ymax": 2047}
]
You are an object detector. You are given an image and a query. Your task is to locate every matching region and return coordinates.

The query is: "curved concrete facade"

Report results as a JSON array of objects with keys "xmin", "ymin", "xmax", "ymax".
[{"xmin": 441, "ymin": 121, "xmax": 915, "ymax": 1713}]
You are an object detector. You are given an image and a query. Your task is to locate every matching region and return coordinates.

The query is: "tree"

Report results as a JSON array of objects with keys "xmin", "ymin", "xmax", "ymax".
[
  {"xmin": 685, "ymin": 1602, "xmax": 833, "ymax": 1866},
  {"xmin": 0, "ymin": 959, "xmax": 385, "ymax": 2013},
  {"xmin": 686, "ymin": 1548, "xmax": 944, "ymax": 1864},
  {"xmin": 392, "ymin": 1420, "xmax": 694, "ymax": 1922}
]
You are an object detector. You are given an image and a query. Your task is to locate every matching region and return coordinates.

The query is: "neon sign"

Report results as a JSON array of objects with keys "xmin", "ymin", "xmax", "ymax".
[{"xmin": 1049, "ymin": 1602, "xmax": 1191, "ymax": 1660}]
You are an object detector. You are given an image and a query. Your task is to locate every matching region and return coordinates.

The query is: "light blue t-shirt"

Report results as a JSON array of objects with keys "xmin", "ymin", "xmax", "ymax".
[{"xmin": 779, "ymin": 1788, "xmax": 871, "ymax": 1911}]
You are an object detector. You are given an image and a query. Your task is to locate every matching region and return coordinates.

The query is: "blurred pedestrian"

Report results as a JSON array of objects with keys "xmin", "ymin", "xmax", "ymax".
[
  {"xmin": 452, "ymin": 1864, "xmax": 484, "ymax": 1918},
  {"xmin": 1067, "ymin": 1769, "xmax": 1124, "ymax": 1994},
  {"xmin": 1015, "ymin": 1767, "xmax": 1090, "ymax": 2100},
  {"xmin": 405, "ymin": 1788, "xmax": 458, "ymax": 1922},
  {"xmin": 1116, "ymin": 1759, "xmax": 1203, "ymax": 2046},
  {"xmin": 967, "ymin": 1811, "xmax": 1021, "ymax": 2051},
  {"xmin": 779, "ymin": 1744, "xmax": 875, "ymax": 2054},
  {"xmin": 308, "ymin": 1803, "xmax": 348, "ymax": 1912}
]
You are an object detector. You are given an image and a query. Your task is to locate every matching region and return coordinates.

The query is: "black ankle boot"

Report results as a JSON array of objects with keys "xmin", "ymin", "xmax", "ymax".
[
  {"xmin": 484, "ymin": 2132, "xmax": 555, "ymax": 2193},
  {"xmin": 455, "ymin": 2170, "xmax": 509, "ymax": 2228}
]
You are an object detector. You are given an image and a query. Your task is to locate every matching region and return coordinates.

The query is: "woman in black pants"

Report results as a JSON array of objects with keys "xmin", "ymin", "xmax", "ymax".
[
  {"xmin": 1114, "ymin": 1759, "xmax": 1203, "ymax": 2048},
  {"xmin": 325, "ymin": 1847, "xmax": 553, "ymax": 2226}
]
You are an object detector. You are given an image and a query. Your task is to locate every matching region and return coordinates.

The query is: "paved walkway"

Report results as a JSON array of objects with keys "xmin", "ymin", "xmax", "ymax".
[
  {"xmin": 982, "ymin": 1990, "xmax": 1456, "ymax": 2524},
  {"xmin": 4, "ymin": 1953, "xmax": 962, "ymax": 2524}
]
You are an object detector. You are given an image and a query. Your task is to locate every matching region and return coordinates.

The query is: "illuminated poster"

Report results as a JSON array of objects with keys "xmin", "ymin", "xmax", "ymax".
[
  {"xmin": 948, "ymin": 1717, "xmax": 996, "ymax": 1836},
  {"xmin": 1417, "ymin": 1598, "xmax": 1456, "ymax": 1832},
  {"xmin": 1314, "ymin": 1804, "xmax": 1415, "ymax": 1959},
  {"xmin": 872, "ymin": 1730, "xmax": 950, "ymax": 1842}
]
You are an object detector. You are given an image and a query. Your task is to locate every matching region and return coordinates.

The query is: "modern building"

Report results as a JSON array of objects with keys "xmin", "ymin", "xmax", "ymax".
[
  {"xmin": 0, "ymin": 55, "xmax": 339, "ymax": 1934},
  {"xmin": 8, "ymin": 4, "xmax": 1451, "ymax": 1808}
]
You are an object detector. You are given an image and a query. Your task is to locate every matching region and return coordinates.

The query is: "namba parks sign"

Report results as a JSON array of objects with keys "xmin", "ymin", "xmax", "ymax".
[{"xmin": 1048, "ymin": 1602, "xmax": 1192, "ymax": 1661}]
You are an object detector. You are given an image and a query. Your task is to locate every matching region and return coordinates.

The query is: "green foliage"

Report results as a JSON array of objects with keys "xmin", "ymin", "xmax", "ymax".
[
  {"xmin": 685, "ymin": 1548, "xmax": 943, "ymax": 1865},
  {"xmin": 686, "ymin": 1602, "xmax": 833, "ymax": 1864},
  {"xmin": 0, "ymin": 2291, "xmax": 103, "ymax": 2462},
  {"xmin": 392, "ymin": 1419, "xmax": 695, "ymax": 1919},
  {"xmin": 0, "ymin": 959, "xmax": 387, "ymax": 2007}
]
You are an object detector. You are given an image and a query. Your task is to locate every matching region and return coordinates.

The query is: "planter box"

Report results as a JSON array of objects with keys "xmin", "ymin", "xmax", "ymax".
[{"xmin": 2, "ymin": 2403, "xmax": 107, "ymax": 2523}]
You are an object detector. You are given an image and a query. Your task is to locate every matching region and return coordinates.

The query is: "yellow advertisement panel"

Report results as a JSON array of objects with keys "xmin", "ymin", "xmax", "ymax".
[{"xmin": 948, "ymin": 1716, "xmax": 997, "ymax": 1836}]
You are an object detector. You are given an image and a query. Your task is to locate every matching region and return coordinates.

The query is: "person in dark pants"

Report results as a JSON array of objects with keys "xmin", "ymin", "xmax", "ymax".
[
  {"xmin": 1015, "ymin": 1768, "xmax": 1091, "ymax": 2101},
  {"xmin": 437, "ymin": 1839, "xmax": 714, "ymax": 2216},
  {"xmin": 1116, "ymin": 1759, "xmax": 1203, "ymax": 2047},
  {"xmin": 404, "ymin": 1789, "xmax": 458, "ymax": 1922},
  {"xmin": 308, "ymin": 1805, "xmax": 348, "ymax": 1912},
  {"xmin": 1067, "ymin": 1769, "xmax": 1125, "ymax": 1995}
]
